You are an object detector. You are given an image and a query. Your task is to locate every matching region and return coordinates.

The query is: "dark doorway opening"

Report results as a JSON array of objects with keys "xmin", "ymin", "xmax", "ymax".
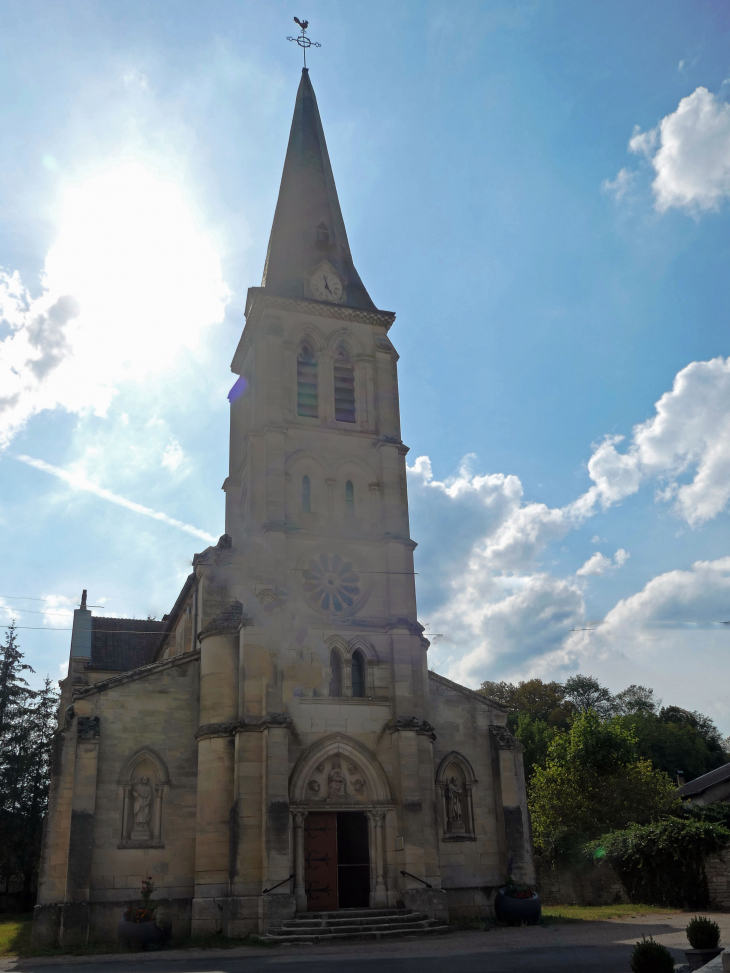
[{"xmin": 337, "ymin": 811, "xmax": 370, "ymax": 908}]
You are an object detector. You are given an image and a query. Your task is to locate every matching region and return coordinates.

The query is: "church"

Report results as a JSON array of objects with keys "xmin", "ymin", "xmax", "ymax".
[{"xmin": 33, "ymin": 66, "xmax": 534, "ymax": 947}]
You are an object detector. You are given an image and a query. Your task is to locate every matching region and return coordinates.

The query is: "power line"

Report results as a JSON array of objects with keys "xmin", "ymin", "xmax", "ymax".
[{"xmin": 1, "ymin": 625, "xmax": 72, "ymax": 631}]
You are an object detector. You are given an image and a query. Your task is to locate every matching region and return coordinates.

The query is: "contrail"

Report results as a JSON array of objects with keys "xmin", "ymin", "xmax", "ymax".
[{"xmin": 15, "ymin": 454, "xmax": 217, "ymax": 545}]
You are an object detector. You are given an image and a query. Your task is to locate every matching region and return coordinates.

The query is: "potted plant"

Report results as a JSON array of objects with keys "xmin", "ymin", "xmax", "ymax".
[
  {"xmin": 118, "ymin": 877, "xmax": 171, "ymax": 950},
  {"xmin": 684, "ymin": 916, "xmax": 722, "ymax": 971},
  {"xmin": 630, "ymin": 936, "xmax": 674, "ymax": 973},
  {"xmin": 493, "ymin": 879, "xmax": 541, "ymax": 926}
]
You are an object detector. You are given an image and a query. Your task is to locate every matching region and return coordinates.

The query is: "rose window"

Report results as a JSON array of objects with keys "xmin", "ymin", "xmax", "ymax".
[{"xmin": 302, "ymin": 553, "xmax": 361, "ymax": 613}]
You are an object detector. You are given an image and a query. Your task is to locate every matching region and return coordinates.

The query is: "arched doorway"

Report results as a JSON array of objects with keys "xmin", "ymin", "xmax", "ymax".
[{"xmin": 289, "ymin": 734, "xmax": 393, "ymax": 912}]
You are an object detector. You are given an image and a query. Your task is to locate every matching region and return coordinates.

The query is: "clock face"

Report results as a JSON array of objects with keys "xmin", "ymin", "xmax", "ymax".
[{"xmin": 310, "ymin": 269, "xmax": 343, "ymax": 303}]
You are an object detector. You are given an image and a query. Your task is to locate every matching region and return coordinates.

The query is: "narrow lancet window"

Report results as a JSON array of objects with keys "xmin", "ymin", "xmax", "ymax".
[
  {"xmin": 329, "ymin": 649, "xmax": 342, "ymax": 697},
  {"xmin": 297, "ymin": 344, "xmax": 318, "ymax": 417},
  {"xmin": 302, "ymin": 475, "xmax": 311, "ymax": 514},
  {"xmin": 351, "ymin": 650, "xmax": 366, "ymax": 698},
  {"xmin": 334, "ymin": 345, "xmax": 356, "ymax": 422},
  {"xmin": 345, "ymin": 480, "xmax": 354, "ymax": 517}
]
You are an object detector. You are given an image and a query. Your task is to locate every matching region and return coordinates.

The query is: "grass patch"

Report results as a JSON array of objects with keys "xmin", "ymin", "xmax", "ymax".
[
  {"xmin": 0, "ymin": 916, "xmax": 273, "ymax": 959},
  {"xmin": 541, "ymin": 903, "xmax": 682, "ymax": 923},
  {"xmin": 0, "ymin": 914, "xmax": 33, "ymax": 957}
]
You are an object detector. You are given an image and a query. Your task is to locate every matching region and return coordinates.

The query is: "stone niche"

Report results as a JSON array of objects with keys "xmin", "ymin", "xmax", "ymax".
[
  {"xmin": 436, "ymin": 752, "xmax": 476, "ymax": 841},
  {"xmin": 118, "ymin": 747, "xmax": 169, "ymax": 848},
  {"xmin": 305, "ymin": 754, "xmax": 369, "ymax": 803}
]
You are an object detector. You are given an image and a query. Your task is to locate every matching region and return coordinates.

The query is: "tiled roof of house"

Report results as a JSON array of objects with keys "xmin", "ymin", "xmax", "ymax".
[
  {"xmin": 679, "ymin": 762, "xmax": 730, "ymax": 797},
  {"xmin": 88, "ymin": 616, "xmax": 167, "ymax": 671}
]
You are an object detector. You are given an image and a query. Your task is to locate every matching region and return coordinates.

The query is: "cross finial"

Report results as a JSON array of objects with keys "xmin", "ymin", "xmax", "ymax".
[{"xmin": 287, "ymin": 17, "xmax": 321, "ymax": 69}]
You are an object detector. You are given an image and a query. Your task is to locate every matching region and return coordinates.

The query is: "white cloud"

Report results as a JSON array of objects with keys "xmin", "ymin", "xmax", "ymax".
[
  {"xmin": 0, "ymin": 161, "xmax": 229, "ymax": 449},
  {"xmin": 601, "ymin": 166, "xmax": 636, "ymax": 200},
  {"xmin": 16, "ymin": 453, "xmax": 217, "ymax": 544},
  {"xmin": 161, "ymin": 437, "xmax": 188, "ymax": 475},
  {"xmin": 576, "ymin": 548, "xmax": 629, "ymax": 577},
  {"xmin": 628, "ymin": 87, "xmax": 730, "ymax": 212},
  {"xmin": 571, "ymin": 356, "xmax": 730, "ymax": 527}
]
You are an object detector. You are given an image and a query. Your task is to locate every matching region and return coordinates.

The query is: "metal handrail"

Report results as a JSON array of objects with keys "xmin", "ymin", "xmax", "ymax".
[
  {"xmin": 400, "ymin": 870, "xmax": 433, "ymax": 889},
  {"xmin": 262, "ymin": 874, "xmax": 294, "ymax": 894}
]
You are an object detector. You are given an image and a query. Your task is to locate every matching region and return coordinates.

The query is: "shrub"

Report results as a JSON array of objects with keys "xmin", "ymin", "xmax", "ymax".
[
  {"xmin": 686, "ymin": 915, "xmax": 720, "ymax": 949},
  {"xmin": 629, "ymin": 937, "xmax": 674, "ymax": 973},
  {"xmin": 591, "ymin": 817, "xmax": 730, "ymax": 909}
]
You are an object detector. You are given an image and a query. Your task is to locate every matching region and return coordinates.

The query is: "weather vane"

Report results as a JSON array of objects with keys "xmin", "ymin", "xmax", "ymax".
[{"xmin": 287, "ymin": 17, "xmax": 321, "ymax": 69}]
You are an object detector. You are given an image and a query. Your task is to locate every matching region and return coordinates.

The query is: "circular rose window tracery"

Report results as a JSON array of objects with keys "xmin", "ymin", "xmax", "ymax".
[{"xmin": 301, "ymin": 553, "xmax": 361, "ymax": 613}]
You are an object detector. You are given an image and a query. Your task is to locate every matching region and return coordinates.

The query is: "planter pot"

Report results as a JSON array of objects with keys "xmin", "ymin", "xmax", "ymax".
[
  {"xmin": 118, "ymin": 917, "xmax": 171, "ymax": 950},
  {"xmin": 684, "ymin": 948, "xmax": 723, "ymax": 971},
  {"xmin": 493, "ymin": 888, "xmax": 541, "ymax": 926}
]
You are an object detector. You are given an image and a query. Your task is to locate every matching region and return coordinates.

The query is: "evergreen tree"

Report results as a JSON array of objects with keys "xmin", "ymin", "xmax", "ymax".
[{"xmin": 0, "ymin": 623, "xmax": 59, "ymax": 906}]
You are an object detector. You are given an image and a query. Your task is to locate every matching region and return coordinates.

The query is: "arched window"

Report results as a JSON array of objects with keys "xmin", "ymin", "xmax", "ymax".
[
  {"xmin": 302, "ymin": 475, "xmax": 311, "ymax": 514},
  {"xmin": 345, "ymin": 480, "xmax": 354, "ymax": 517},
  {"xmin": 351, "ymin": 650, "xmax": 366, "ymax": 698},
  {"xmin": 329, "ymin": 649, "xmax": 342, "ymax": 697},
  {"xmin": 334, "ymin": 345, "xmax": 356, "ymax": 422},
  {"xmin": 314, "ymin": 221, "xmax": 329, "ymax": 247},
  {"xmin": 297, "ymin": 344, "xmax": 318, "ymax": 418}
]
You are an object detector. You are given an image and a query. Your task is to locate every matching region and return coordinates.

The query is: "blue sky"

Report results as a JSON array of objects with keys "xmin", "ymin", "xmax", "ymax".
[{"xmin": 1, "ymin": 1, "xmax": 730, "ymax": 729}]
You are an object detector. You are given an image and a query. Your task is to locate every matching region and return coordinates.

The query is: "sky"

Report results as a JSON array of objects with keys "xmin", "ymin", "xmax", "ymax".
[{"xmin": 1, "ymin": 0, "xmax": 730, "ymax": 730}]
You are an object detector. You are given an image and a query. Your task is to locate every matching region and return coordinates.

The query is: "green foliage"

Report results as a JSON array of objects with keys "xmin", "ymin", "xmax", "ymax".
[
  {"xmin": 563, "ymin": 674, "xmax": 614, "ymax": 716},
  {"xmin": 529, "ymin": 711, "xmax": 678, "ymax": 861},
  {"xmin": 0, "ymin": 625, "xmax": 59, "ymax": 907},
  {"xmin": 511, "ymin": 713, "xmax": 558, "ymax": 782},
  {"xmin": 592, "ymin": 817, "xmax": 730, "ymax": 909},
  {"xmin": 618, "ymin": 711, "xmax": 726, "ymax": 783},
  {"xmin": 686, "ymin": 915, "xmax": 720, "ymax": 950},
  {"xmin": 629, "ymin": 937, "xmax": 675, "ymax": 973},
  {"xmin": 479, "ymin": 678, "xmax": 574, "ymax": 727}
]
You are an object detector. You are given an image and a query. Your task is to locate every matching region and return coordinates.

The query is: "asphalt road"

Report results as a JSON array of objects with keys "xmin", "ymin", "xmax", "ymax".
[{"xmin": 10, "ymin": 944, "xmax": 689, "ymax": 973}]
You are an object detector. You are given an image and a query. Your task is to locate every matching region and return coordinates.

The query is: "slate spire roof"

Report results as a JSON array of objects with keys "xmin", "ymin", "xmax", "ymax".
[{"xmin": 261, "ymin": 68, "xmax": 376, "ymax": 311}]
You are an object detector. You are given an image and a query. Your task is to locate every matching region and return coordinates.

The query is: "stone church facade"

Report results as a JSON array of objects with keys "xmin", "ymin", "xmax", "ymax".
[{"xmin": 33, "ymin": 68, "xmax": 534, "ymax": 947}]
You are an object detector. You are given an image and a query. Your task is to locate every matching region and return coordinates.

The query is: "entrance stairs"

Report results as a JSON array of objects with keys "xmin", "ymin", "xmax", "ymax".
[{"xmin": 264, "ymin": 907, "xmax": 450, "ymax": 944}]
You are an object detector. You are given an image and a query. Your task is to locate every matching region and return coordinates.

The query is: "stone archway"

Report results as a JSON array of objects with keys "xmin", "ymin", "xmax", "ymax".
[{"xmin": 289, "ymin": 734, "xmax": 393, "ymax": 911}]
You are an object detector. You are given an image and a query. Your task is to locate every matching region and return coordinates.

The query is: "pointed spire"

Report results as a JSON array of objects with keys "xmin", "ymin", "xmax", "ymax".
[{"xmin": 262, "ymin": 69, "xmax": 376, "ymax": 310}]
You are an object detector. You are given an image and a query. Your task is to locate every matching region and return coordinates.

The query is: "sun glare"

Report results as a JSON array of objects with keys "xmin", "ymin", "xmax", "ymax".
[{"xmin": 44, "ymin": 161, "xmax": 228, "ymax": 384}]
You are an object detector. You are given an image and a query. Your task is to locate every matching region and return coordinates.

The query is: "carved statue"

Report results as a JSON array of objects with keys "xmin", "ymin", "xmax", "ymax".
[
  {"xmin": 328, "ymin": 761, "xmax": 347, "ymax": 799},
  {"xmin": 446, "ymin": 775, "xmax": 463, "ymax": 827},
  {"xmin": 308, "ymin": 779, "xmax": 321, "ymax": 794},
  {"xmin": 131, "ymin": 776, "xmax": 153, "ymax": 837}
]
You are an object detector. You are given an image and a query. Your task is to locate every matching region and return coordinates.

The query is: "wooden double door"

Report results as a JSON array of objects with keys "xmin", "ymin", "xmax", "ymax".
[{"xmin": 304, "ymin": 811, "xmax": 370, "ymax": 911}]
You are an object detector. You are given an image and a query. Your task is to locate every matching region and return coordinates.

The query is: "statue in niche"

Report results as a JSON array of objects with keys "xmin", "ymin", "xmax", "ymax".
[
  {"xmin": 446, "ymin": 775, "xmax": 464, "ymax": 831},
  {"xmin": 328, "ymin": 758, "xmax": 347, "ymax": 799},
  {"xmin": 131, "ymin": 776, "xmax": 153, "ymax": 839}
]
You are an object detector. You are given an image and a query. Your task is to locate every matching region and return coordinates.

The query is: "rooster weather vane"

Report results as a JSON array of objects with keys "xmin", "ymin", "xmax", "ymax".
[{"xmin": 287, "ymin": 17, "xmax": 321, "ymax": 68}]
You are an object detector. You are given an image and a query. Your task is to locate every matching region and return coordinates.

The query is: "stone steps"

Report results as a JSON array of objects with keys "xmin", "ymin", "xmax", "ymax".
[{"xmin": 265, "ymin": 908, "xmax": 450, "ymax": 944}]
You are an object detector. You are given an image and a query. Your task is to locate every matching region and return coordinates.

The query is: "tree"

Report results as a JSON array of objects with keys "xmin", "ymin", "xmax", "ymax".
[
  {"xmin": 0, "ymin": 621, "xmax": 34, "ymax": 732},
  {"xmin": 0, "ymin": 624, "xmax": 59, "ymax": 906},
  {"xmin": 512, "ymin": 712, "xmax": 559, "ymax": 782},
  {"xmin": 613, "ymin": 684, "xmax": 660, "ymax": 716},
  {"xmin": 479, "ymin": 678, "xmax": 574, "ymax": 727},
  {"xmin": 529, "ymin": 711, "xmax": 678, "ymax": 862},
  {"xmin": 563, "ymin": 674, "xmax": 615, "ymax": 716}
]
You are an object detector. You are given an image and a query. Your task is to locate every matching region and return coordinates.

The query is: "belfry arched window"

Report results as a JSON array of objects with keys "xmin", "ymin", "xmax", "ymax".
[
  {"xmin": 297, "ymin": 344, "xmax": 318, "ymax": 418},
  {"xmin": 334, "ymin": 345, "xmax": 356, "ymax": 423},
  {"xmin": 351, "ymin": 650, "xmax": 366, "ymax": 698},
  {"xmin": 345, "ymin": 480, "xmax": 354, "ymax": 517},
  {"xmin": 302, "ymin": 475, "xmax": 311, "ymax": 514},
  {"xmin": 329, "ymin": 649, "xmax": 342, "ymax": 697}
]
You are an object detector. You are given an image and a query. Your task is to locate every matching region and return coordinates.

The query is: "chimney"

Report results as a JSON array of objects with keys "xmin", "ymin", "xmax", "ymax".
[{"xmin": 676, "ymin": 771, "xmax": 685, "ymax": 788}]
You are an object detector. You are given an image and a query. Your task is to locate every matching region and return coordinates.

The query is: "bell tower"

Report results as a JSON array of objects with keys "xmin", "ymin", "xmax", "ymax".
[{"xmin": 191, "ymin": 66, "xmax": 439, "ymax": 935}]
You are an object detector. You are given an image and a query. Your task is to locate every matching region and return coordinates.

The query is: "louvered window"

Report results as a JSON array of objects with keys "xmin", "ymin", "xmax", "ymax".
[
  {"xmin": 334, "ymin": 345, "xmax": 355, "ymax": 422},
  {"xmin": 345, "ymin": 480, "xmax": 354, "ymax": 517},
  {"xmin": 329, "ymin": 649, "xmax": 342, "ymax": 697},
  {"xmin": 351, "ymin": 650, "xmax": 365, "ymax": 697},
  {"xmin": 297, "ymin": 345, "xmax": 318, "ymax": 417},
  {"xmin": 302, "ymin": 475, "xmax": 311, "ymax": 514}
]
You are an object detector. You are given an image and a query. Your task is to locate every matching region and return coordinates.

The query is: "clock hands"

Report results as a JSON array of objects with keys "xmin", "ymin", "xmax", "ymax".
[{"xmin": 323, "ymin": 275, "xmax": 332, "ymax": 294}]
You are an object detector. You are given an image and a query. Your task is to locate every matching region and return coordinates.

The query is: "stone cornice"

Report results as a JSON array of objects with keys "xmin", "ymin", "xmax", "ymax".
[
  {"xmin": 245, "ymin": 290, "xmax": 395, "ymax": 330},
  {"xmin": 490, "ymin": 724, "xmax": 516, "ymax": 750},
  {"xmin": 72, "ymin": 651, "xmax": 200, "ymax": 699},
  {"xmin": 387, "ymin": 716, "xmax": 436, "ymax": 740},
  {"xmin": 195, "ymin": 713, "xmax": 294, "ymax": 741}
]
